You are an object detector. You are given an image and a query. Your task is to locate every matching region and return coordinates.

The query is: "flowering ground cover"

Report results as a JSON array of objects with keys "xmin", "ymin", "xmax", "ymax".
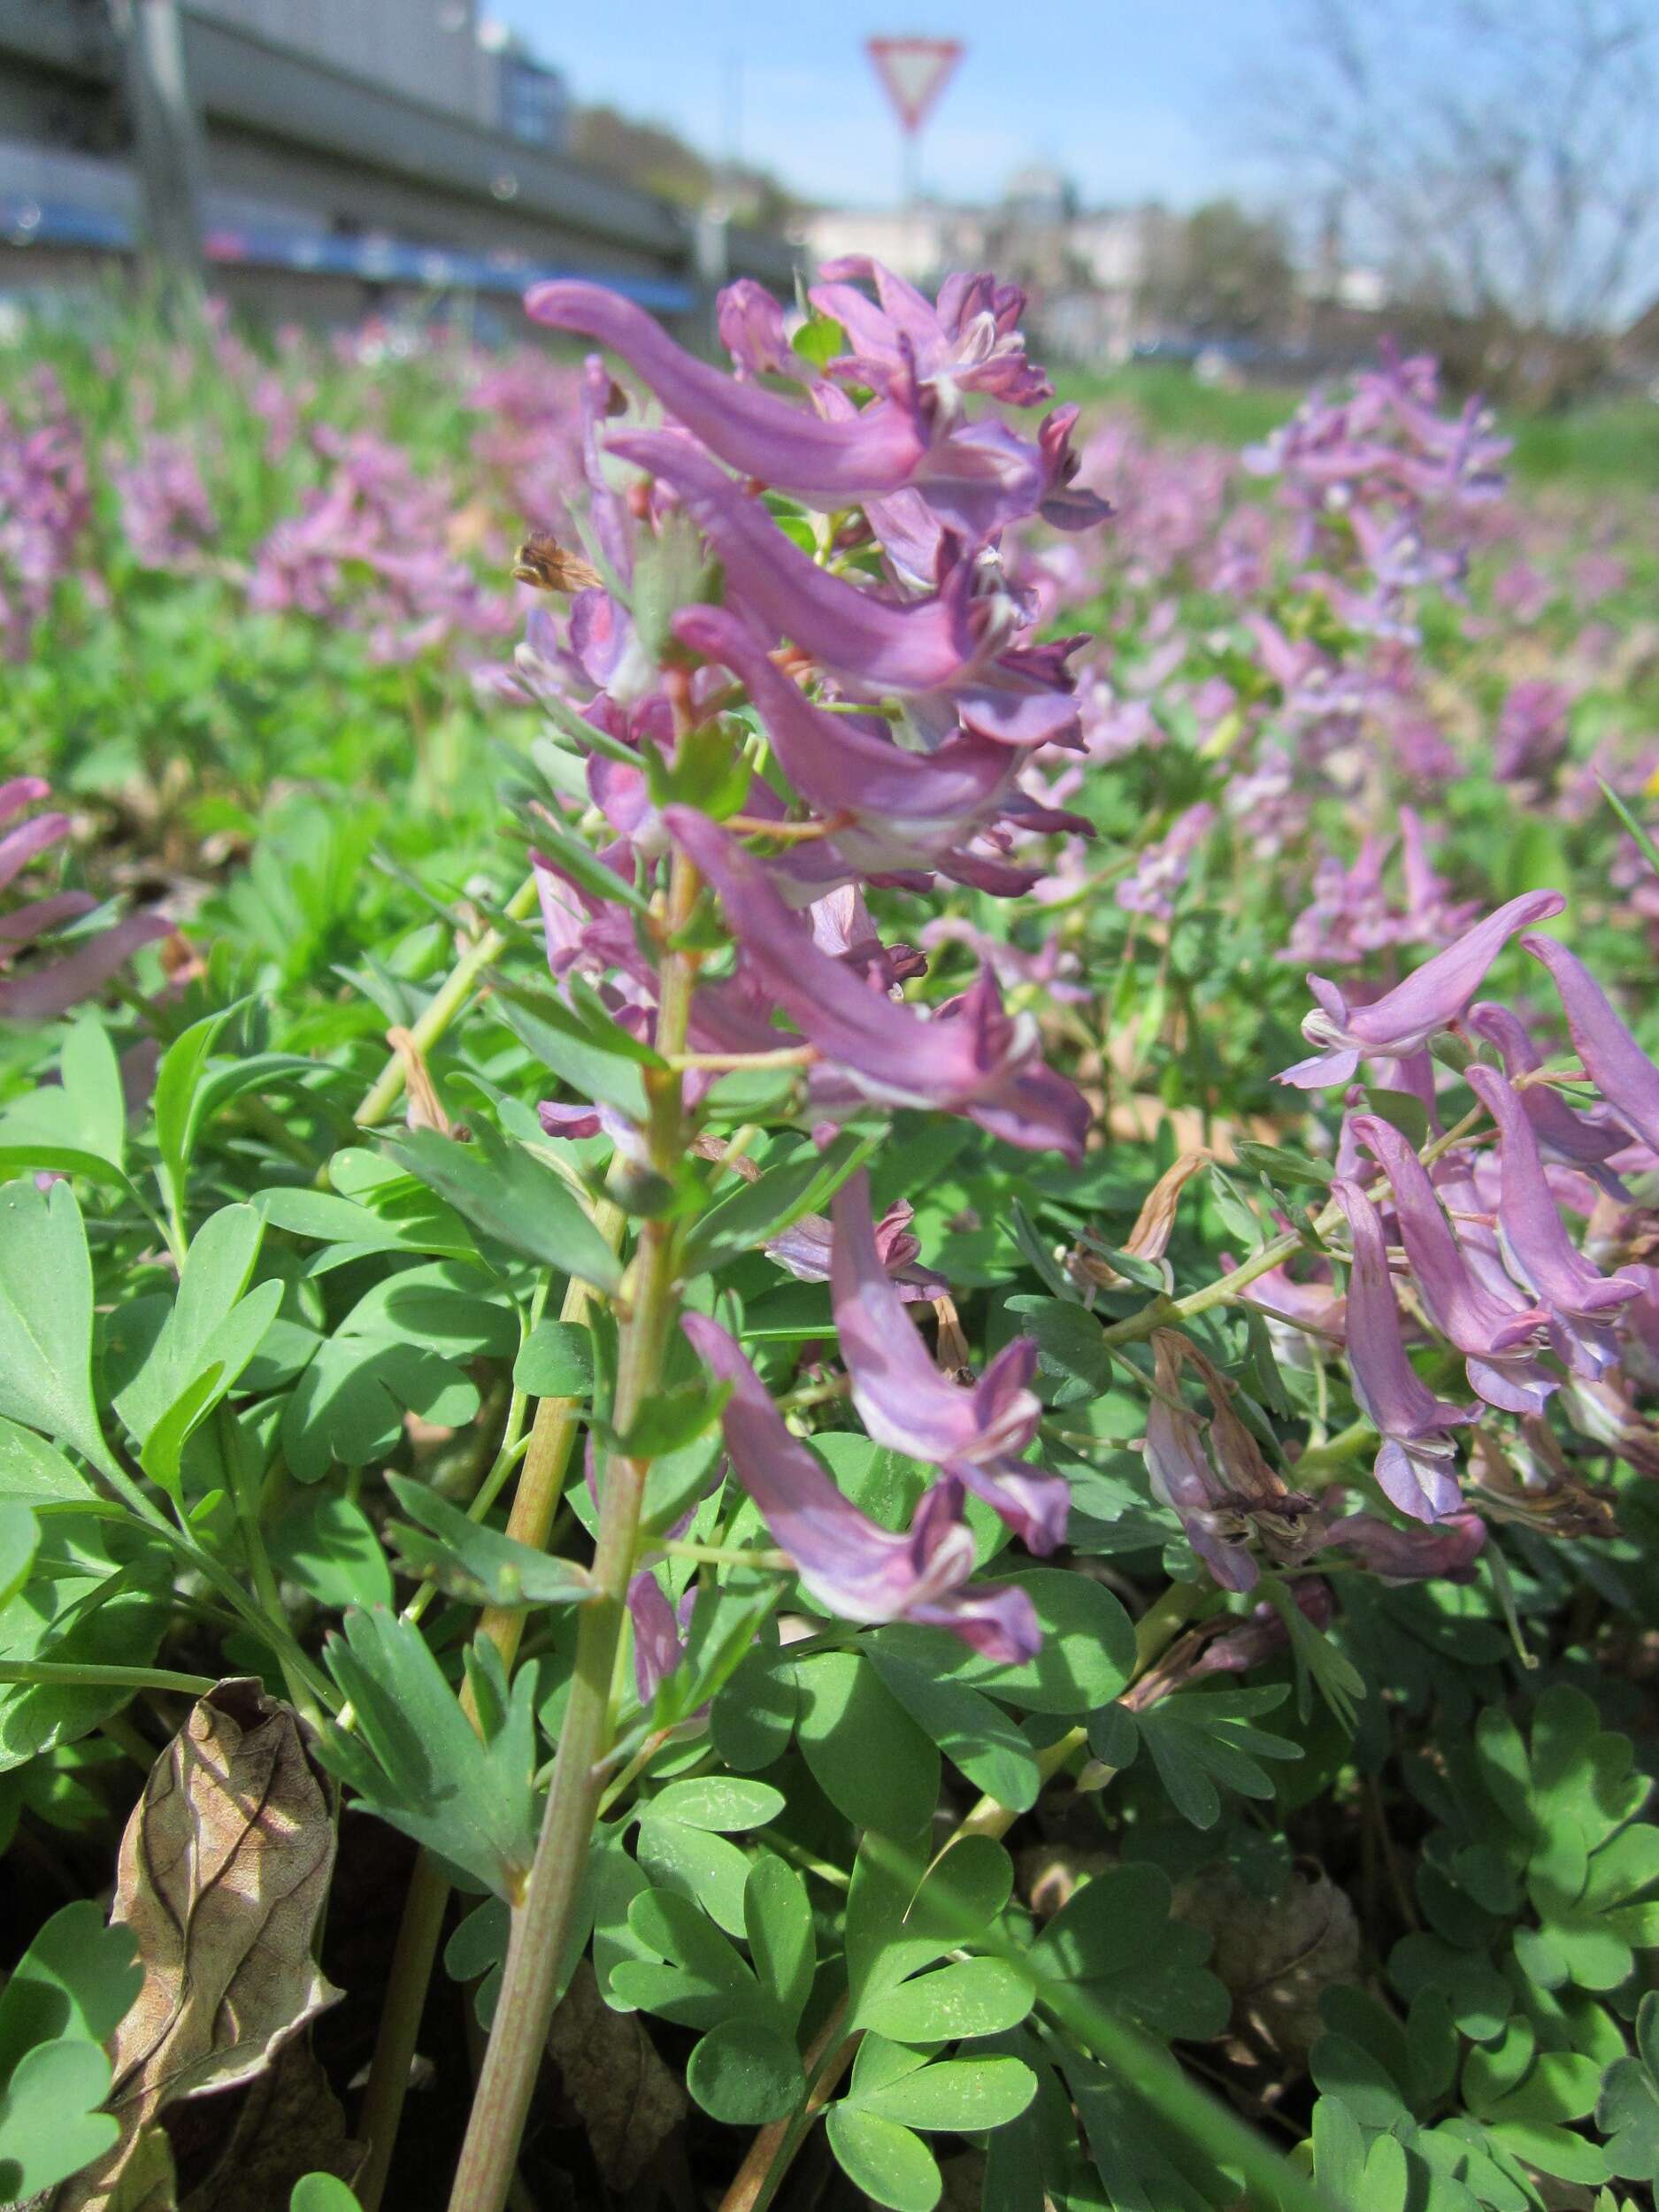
[{"xmin": 1, "ymin": 273, "xmax": 1657, "ymax": 2212}]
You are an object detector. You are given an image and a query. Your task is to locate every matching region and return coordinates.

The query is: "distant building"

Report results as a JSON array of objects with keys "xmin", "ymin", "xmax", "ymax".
[
  {"xmin": 478, "ymin": 21, "xmax": 572, "ymax": 150},
  {"xmin": 186, "ymin": 0, "xmax": 500, "ymax": 127},
  {"xmin": 802, "ymin": 180, "xmax": 1172, "ymax": 367}
]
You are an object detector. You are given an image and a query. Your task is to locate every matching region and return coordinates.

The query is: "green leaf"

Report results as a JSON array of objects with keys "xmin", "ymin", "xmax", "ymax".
[
  {"xmin": 851, "ymin": 2051, "xmax": 1037, "ymax": 2131},
  {"xmin": 710, "ymin": 1646, "xmax": 798, "ymax": 1771},
  {"xmin": 513, "ymin": 1319, "xmax": 595, "ymax": 1400},
  {"xmin": 825, "ymin": 2106, "xmax": 941, "ymax": 2212},
  {"xmin": 687, "ymin": 2016, "xmax": 804, "ymax": 2124},
  {"xmin": 635, "ymin": 1813, "xmax": 755, "ymax": 1938},
  {"xmin": 0, "ymin": 1504, "xmax": 39, "ymax": 1611},
  {"xmin": 280, "ymin": 1333, "xmax": 480, "ymax": 1485},
  {"xmin": 391, "ymin": 1125, "xmax": 622, "ymax": 1293},
  {"xmin": 0, "ymin": 2037, "xmax": 119, "ymax": 2200},
  {"xmin": 268, "ymin": 1493, "xmax": 393, "ymax": 1610},
  {"xmin": 319, "ymin": 1613, "xmax": 540, "ymax": 1898},
  {"xmin": 613, "ymin": 1886, "xmax": 767, "ymax": 2029},
  {"xmin": 744, "ymin": 1855, "xmax": 815, "ymax": 2031},
  {"xmin": 0, "ymin": 1418, "xmax": 95, "ymax": 1507},
  {"xmin": 527, "ymin": 809, "xmax": 654, "ymax": 919},
  {"xmin": 493, "ymin": 977, "xmax": 652, "ymax": 1119},
  {"xmin": 1132, "ymin": 1685, "xmax": 1302, "ymax": 1830},
  {"xmin": 1233, "ymin": 1141, "xmax": 1333, "ymax": 1190},
  {"xmin": 384, "ymin": 1477, "xmax": 596, "ymax": 1610},
  {"xmin": 861, "ymin": 1957, "xmax": 1033, "ymax": 2043},
  {"xmin": 1597, "ymin": 1991, "xmax": 1659, "ymax": 2185},
  {"xmin": 291, "ymin": 2179, "xmax": 363, "ymax": 2212},
  {"xmin": 58, "ymin": 1014, "xmax": 126, "ymax": 1169},
  {"xmin": 0, "ymin": 1179, "xmax": 107, "ymax": 1471},
  {"xmin": 647, "ymin": 1777, "xmax": 786, "ymax": 1832},
  {"xmin": 259, "ymin": 1184, "xmax": 479, "ymax": 1264},
  {"xmin": 1030, "ymin": 1863, "xmax": 1230, "ymax": 2043},
  {"xmin": 114, "ymin": 1204, "xmax": 278, "ymax": 1459},
  {"xmin": 0, "ymin": 1899, "xmax": 141, "ymax": 2077},
  {"xmin": 1363, "ymin": 1087, "xmax": 1431, "ymax": 1149},
  {"xmin": 1002, "ymin": 1295, "xmax": 1114, "ymax": 1405},
  {"xmin": 153, "ymin": 1002, "xmax": 240, "ymax": 1217},
  {"xmin": 795, "ymin": 1652, "xmax": 940, "ymax": 1837},
  {"xmin": 868, "ymin": 1649, "xmax": 1041, "ymax": 1811}
]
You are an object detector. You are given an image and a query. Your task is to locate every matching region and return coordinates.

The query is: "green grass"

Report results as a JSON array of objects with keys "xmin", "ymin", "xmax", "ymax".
[{"xmin": 1055, "ymin": 359, "xmax": 1659, "ymax": 492}]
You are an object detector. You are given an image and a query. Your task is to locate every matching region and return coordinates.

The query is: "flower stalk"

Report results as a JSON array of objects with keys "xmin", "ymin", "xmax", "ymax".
[{"xmin": 444, "ymin": 849, "xmax": 701, "ymax": 2212}]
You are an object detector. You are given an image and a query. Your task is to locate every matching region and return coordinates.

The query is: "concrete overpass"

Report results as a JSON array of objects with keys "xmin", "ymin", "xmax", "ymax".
[{"xmin": 0, "ymin": 0, "xmax": 800, "ymax": 330}]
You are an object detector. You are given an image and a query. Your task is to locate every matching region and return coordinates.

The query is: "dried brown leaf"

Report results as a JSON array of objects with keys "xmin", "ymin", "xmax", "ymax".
[
  {"xmin": 1174, "ymin": 1869, "xmax": 1359, "ymax": 2067},
  {"xmin": 546, "ymin": 1960, "xmax": 686, "ymax": 2189},
  {"xmin": 180, "ymin": 2043, "xmax": 362, "ymax": 2212},
  {"xmin": 56, "ymin": 1680, "xmax": 341, "ymax": 2212}
]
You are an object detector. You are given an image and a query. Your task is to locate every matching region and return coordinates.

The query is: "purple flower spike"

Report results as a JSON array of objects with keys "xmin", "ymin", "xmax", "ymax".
[
  {"xmin": 1332, "ymin": 1180, "xmax": 1473, "ymax": 1523},
  {"xmin": 1348, "ymin": 1112, "xmax": 1553, "ymax": 1414},
  {"xmin": 682, "ymin": 1312, "xmax": 1039, "ymax": 1660},
  {"xmin": 612, "ymin": 434, "xmax": 1083, "ymax": 747},
  {"xmin": 666, "ymin": 808, "xmax": 1089, "ymax": 1160},
  {"xmin": 1521, "ymin": 933, "xmax": 1659, "ymax": 1158},
  {"xmin": 1467, "ymin": 1000, "xmax": 1630, "ymax": 1192},
  {"xmin": 830, "ymin": 1170, "xmax": 1067, "ymax": 1552},
  {"xmin": 1465, "ymin": 1064, "xmax": 1642, "ymax": 1363},
  {"xmin": 1278, "ymin": 890, "xmax": 1566, "ymax": 1087}
]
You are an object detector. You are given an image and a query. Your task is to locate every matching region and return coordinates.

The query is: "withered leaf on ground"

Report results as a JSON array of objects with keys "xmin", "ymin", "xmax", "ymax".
[
  {"xmin": 179, "ymin": 2042, "xmax": 362, "ymax": 2212},
  {"xmin": 1173, "ymin": 1867, "xmax": 1359, "ymax": 2068},
  {"xmin": 545, "ymin": 1960, "xmax": 687, "ymax": 2191},
  {"xmin": 54, "ymin": 1679, "xmax": 341, "ymax": 2212}
]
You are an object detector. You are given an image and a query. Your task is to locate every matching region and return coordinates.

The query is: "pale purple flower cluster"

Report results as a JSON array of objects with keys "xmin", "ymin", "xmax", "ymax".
[
  {"xmin": 0, "ymin": 374, "xmax": 89, "ymax": 658},
  {"xmin": 1116, "ymin": 801, "xmax": 1215, "ymax": 919},
  {"xmin": 110, "ymin": 434, "xmax": 218, "ymax": 572},
  {"xmin": 1270, "ymin": 894, "xmax": 1659, "ymax": 1526},
  {"xmin": 248, "ymin": 426, "xmax": 514, "ymax": 663}
]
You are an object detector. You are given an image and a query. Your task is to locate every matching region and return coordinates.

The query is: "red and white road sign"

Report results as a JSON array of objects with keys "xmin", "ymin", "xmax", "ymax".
[{"xmin": 865, "ymin": 37, "xmax": 964, "ymax": 134}]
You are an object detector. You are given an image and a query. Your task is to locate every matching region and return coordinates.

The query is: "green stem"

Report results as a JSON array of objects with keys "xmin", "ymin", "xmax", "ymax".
[
  {"xmin": 444, "ymin": 851, "xmax": 700, "ymax": 2212},
  {"xmin": 353, "ymin": 873, "xmax": 541, "ymax": 1131},
  {"xmin": 354, "ymin": 1217, "xmax": 624, "ymax": 2211}
]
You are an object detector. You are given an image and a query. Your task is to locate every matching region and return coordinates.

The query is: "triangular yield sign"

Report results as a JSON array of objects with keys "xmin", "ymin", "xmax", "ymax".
[{"xmin": 865, "ymin": 37, "xmax": 964, "ymax": 134}]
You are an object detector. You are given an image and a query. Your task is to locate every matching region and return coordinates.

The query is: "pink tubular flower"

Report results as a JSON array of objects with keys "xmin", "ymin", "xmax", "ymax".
[
  {"xmin": 716, "ymin": 279, "xmax": 797, "ymax": 382},
  {"xmin": 1331, "ymin": 1179, "xmax": 1473, "ymax": 1523},
  {"xmin": 610, "ymin": 432, "xmax": 1085, "ymax": 749},
  {"xmin": 1277, "ymin": 889, "xmax": 1566, "ymax": 1088},
  {"xmin": 670, "ymin": 605, "xmax": 1025, "ymax": 877},
  {"xmin": 1467, "ymin": 999, "xmax": 1630, "ymax": 1192},
  {"xmin": 526, "ymin": 280, "xmax": 1043, "ymax": 537},
  {"xmin": 666, "ymin": 808, "xmax": 1090, "ymax": 1160},
  {"xmin": 1521, "ymin": 933, "xmax": 1659, "ymax": 1158},
  {"xmin": 764, "ymin": 1191, "xmax": 945, "ymax": 1302},
  {"xmin": 1464, "ymin": 1064, "xmax": 1642, "ymax": 1371},
  {"xmin": 1323, "ymin": 1504, "xmax": 1487, "ymax": 1584},
  {"xmin": 830, "ymin": 1171, "xmax": 1067, "ymax": 1552},
  {"xmin": 682, "ymin": 1312, "xmax": 1039, "ymax": 1659},
  {"xmin": 1347, "ymin": 1112, "xmax": 1553, "ymax": 1414},
  {"xmin": 1, "ymin": 778, "xmax": 169, "ymax": 1021}
]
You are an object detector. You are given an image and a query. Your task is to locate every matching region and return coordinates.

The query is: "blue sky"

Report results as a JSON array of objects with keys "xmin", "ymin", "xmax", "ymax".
[{"xmin": 490, "ymin": 0, "xmax": 1293, "ymax": 211}]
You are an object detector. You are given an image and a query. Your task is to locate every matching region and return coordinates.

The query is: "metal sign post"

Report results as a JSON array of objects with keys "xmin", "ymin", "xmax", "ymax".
[{"xmin": 865, "ymin": 36, "xmax": 964, "ymax": 211}]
